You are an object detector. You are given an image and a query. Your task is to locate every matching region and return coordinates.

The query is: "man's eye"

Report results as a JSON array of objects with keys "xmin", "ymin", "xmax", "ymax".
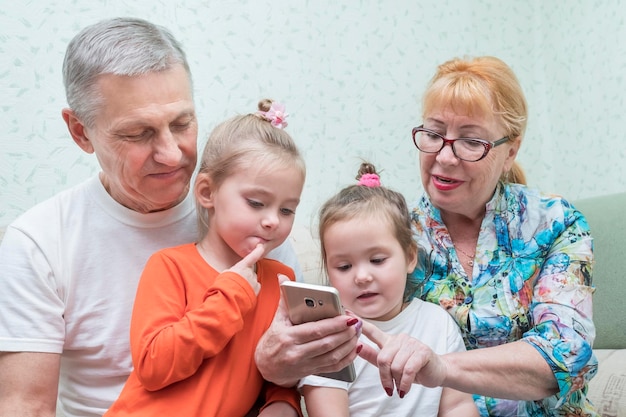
[
  {"xmin": 123, "ymin": 134, "xmax": 143, "ymax": 140},
  {"xmin": 171, "ymin": 122, "xmax": 192, "ymax": 131},
  {"xmin": 121, "ymin": 131, "xmax": 150, "ymax": 141}
]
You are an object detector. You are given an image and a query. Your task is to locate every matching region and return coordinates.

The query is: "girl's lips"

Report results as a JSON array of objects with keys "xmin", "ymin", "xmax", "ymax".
[{"xmin": 357, "ymin": 292, "xmax": 377, "ymax": 300}]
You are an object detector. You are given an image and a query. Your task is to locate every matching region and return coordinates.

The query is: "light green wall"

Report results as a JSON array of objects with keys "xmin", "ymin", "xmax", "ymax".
[{"xmin": 1, "ymin": 0, "xmax": 624, "ymax": 228}]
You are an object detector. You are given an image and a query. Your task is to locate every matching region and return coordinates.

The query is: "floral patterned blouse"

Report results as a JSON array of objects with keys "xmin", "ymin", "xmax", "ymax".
[{"xmin": 409, "ymin": 183, "xmax": 598, "ymax": 416}]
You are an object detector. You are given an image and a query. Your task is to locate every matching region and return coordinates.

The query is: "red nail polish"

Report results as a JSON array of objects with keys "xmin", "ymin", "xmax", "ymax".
[
  {"xmin": 356, "ymin": 344, "xmax": 363, "ymax": 354},
  {"xmin": 399, "ymin": 390, "xmax": 406, "ymax": 399},
  {"xmin": 385, "ymin": 387, "xmax": 393, "ymax": 397},
  {"xmin": 346, "ymin": 318, "xmax": 359, "ymax": 326}
]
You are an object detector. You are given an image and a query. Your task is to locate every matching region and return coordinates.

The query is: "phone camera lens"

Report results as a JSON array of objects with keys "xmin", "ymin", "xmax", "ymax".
[{"xmin": 305, "ymin": 297, "xmax": 315, "ymax": 308}]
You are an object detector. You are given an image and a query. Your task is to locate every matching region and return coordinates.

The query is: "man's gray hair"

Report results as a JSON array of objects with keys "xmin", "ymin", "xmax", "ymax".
[{"xmin": 62, "ymin": 17, "xmax": 191, "ymax": 127}]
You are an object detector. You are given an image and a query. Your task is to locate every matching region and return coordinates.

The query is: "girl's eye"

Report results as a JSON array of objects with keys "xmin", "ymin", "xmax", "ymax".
[
  {"xmin": 280, "ymin": 208, "xmax": 296, "ymax": 216},
  {"xmin": 247, "ymin": 199, "xmax": 263, "ymax": 208},
  {"xmin": 336, "ymin": 264, "xmax": 351, "ymax": 271},
  {"xmin": 371, "ymin": 257, "xmax": 386, "ymax": 265}
]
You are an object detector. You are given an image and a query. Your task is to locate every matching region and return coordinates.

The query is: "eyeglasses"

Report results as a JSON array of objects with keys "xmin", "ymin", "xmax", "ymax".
[{"xmin": 412, "ymin": 125, "xmax": 510, "ymax": 162}]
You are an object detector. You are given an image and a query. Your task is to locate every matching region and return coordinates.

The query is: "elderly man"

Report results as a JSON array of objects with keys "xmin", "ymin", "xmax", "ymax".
[{"xmin": 0, "ymin": 17, "xmax": 359, "ymax": 417}]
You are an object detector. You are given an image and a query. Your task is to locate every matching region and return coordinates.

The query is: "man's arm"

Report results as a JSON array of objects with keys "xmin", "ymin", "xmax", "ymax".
[{"xmin": 0, "ymin": 352, "xmax": 60, "ymax": 417}]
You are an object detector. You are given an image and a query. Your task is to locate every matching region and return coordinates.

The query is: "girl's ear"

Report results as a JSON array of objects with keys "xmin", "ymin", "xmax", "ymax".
[
  {"xmin": 406, "ymin": 246, "xmax": 418, "ymax": 274},
  {"xmin": 62, "ymin": 108, "xmax": 94, "ymax": 153},
  {"xmin": 194, "ymin": 173, "xmax": 215, "ymax": 209}
]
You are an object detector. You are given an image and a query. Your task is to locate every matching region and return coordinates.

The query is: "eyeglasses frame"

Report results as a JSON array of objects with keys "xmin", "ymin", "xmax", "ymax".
[{"xmin": 412, "ymin": 125, "xmax": 510, "ymax": 162}]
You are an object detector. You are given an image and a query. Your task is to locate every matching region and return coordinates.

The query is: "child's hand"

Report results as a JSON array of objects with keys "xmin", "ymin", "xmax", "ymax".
[
  {"xmin": 358, "ymin": 320, "xmax": 448, "ymax": 398},
  {"xmin": 226, "ymin": 243, "xmax": 265, "ymax": 295}
]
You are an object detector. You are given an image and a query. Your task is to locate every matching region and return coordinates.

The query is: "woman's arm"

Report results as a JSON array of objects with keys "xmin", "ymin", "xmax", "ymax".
[
  {"xmin": 359, "ymin": 321, "xmax": 558, "ymax": 401},
  {"xmin": 441, "ymin": 341, "xmax": 558, "ymax": 400},
  {"xmin": 301, "ymin": 385, "xmax": 349, "ymax": 417}
]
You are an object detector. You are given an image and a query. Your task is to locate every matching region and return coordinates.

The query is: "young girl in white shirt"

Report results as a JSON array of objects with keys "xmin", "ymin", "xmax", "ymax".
[{"xmin": 299, "ymin": 162, "xmax": 478, "ymax": 417}]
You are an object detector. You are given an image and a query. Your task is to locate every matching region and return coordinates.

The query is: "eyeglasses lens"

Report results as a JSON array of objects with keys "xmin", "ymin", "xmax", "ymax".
[{"xmin": 415, "ymin": 130, "xmax": 486, "ymax": 162}]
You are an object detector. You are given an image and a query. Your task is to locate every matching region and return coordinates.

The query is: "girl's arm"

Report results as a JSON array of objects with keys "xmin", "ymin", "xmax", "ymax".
[
  {"xmin": 130, "ymin": 250, "xmax": 260, "ymax": 390},
  {"xmin": 301, "ymin": 385, "xmax": 349, "ymax": 417},
  {"xmin": 438, "ymin": 387, "xmax": 478, "ymax": 417},
  {"xmin": 257, "ymin": 401, "xmax": 299, "ymax": 417}
]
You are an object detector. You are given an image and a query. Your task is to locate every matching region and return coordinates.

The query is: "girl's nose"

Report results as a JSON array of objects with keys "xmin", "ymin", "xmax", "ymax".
[{"xmin": 261, "ymin": 212, "xmax": 279, "ymax": 229}]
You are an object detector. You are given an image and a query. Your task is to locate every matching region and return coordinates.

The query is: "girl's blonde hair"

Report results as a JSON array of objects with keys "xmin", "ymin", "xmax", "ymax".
[
  {"xmin": 318, "ymin": 162, "xmax": 419, "ymax": 302},
  {"xmin": 196, "ymin": 99, "xmax": 306, "ymax": 237},
  {"xmin": 422, "ymin": 56, "xmax": 527, "ymax": 184}
]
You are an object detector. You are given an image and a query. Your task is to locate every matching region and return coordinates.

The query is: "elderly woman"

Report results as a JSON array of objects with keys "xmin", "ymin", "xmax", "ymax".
[{"xmin": 395, "ymin": 56, "xmax": 596, "ymax": 416}]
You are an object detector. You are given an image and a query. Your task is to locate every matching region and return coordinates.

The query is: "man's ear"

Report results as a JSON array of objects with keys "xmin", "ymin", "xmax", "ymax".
[
  {"xmin": 194, "ymin": 173, "xmax": 215, "ymax": 209},
  {"xmin": 62, "ymin": 108, "xmax": 94, "ymax": 154}
]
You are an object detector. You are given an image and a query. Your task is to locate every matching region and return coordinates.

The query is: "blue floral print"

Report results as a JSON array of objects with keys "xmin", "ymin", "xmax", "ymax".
[{"xmin": 409, "ymin": 183, "xmax": 598, "ymax": 416}]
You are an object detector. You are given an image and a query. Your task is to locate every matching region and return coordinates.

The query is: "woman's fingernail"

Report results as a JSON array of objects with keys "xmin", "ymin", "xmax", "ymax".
[
  {"xmin": 385, "ymin": 387, "xmax": 393, "ymax": 397},
  {"xmin": 356, "ymin": 344, "xmax": 363, "ymax": 354},
  {"xmin": 347, "ymin": 318, "xmax": 359, "ymax": 327},
  {"xmin": 399, "ymin": 390, "xmax": 406, "ymax": 399}
]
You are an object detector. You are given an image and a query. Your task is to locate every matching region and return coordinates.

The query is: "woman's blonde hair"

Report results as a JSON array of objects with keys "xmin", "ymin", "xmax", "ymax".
[
  {"xmin": 195, "ymin": 99, "xmax": 306, "ymax": 237},
  {"xmin": 422, "ymin": 56, "xmax": 527, "ymax": 184}
]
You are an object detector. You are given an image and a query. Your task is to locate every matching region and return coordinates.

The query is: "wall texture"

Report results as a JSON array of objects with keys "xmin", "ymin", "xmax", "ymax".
[{"xmin": 1, "ymin": 0, "xmax": 624, "ymax": 229}]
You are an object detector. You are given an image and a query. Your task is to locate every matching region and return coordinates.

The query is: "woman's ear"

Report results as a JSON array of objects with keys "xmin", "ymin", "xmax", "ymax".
[
  {"xmin": 503, "ymin": 135, "xmax": 521, "ymax": 172},
  {"xmin": 194, "ymin": 173, "xmax": 215, "ymax": 209},
  {"xmin": 62, "ymin": 108, "xmax": 94, "ymax": 154}
]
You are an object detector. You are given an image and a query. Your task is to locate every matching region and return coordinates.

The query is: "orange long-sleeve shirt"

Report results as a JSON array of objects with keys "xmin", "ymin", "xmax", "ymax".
[{"xmin": 104, "ymin": 243, "xmax": 301, "ymax": 416}]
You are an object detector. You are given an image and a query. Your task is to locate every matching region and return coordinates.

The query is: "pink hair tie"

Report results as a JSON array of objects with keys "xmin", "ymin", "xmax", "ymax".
[
  {"xmin": 358, "ymin": 173, "xmax": 381, "ymax": 187},
  {"xmin": 257, "ymin": 102, "xmax": 289, "ymax": 129}
]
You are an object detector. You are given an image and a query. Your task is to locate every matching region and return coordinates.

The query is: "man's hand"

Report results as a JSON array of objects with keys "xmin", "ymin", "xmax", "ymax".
[{"xmin": 255, "ymin": 275, "xmax": 361, "ymax": 387}]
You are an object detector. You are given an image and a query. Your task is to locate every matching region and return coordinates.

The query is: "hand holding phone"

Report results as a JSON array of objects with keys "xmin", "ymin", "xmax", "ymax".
[{"xmin": 279, "ymin": 281, "xmax": 356, "ymax": 382}]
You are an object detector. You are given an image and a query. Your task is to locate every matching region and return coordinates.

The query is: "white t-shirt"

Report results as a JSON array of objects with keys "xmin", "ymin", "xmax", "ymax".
[
  {"xmin": 0, "ymin": 175, "xmax": 301, "ymax": 417},
  {"xmin": 300, "ymin": 298, "xmax": 466, "ymax": 417}
]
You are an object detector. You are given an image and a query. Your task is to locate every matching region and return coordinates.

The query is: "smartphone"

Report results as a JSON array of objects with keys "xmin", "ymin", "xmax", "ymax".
[{"xmin": 280, "ymin": 280, "xmax": 356, "ymax": 382}]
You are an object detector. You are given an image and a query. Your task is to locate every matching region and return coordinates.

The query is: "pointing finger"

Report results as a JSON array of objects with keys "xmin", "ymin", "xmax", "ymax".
[{"xmin": 360, "ymin": 319, "xmax": 389, "ymax": 349}]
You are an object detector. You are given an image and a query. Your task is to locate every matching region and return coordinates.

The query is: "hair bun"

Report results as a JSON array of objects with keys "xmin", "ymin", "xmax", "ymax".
[{"xmin": 356, "ymin": 162, "xmax": 381, "ymax": 187}]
